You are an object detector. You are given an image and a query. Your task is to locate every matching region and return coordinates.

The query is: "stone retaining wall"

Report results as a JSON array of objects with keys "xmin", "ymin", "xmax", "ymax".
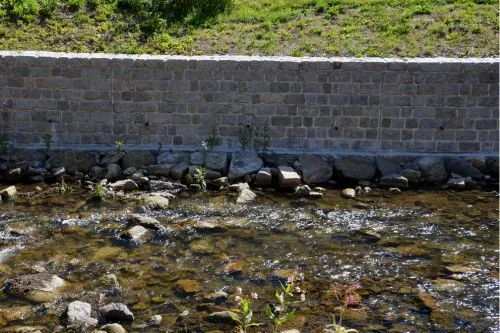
[{"xmin": 0, "ymin": 52, "xmax": 498, "ymax": 153}]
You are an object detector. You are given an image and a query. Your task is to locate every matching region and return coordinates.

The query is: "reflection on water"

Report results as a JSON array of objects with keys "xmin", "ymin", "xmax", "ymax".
[{"xmin": 0, "ymin": 185, "xmax": 498, "ymax": 332}]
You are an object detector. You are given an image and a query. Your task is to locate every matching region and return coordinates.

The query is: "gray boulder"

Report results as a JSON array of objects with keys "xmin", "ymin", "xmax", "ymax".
[
  {"xmin": 157, "ymin": 152, "xmax": 189, "ymax": 165},
  {"xmin": 190, "ymin": 152, "xmax": 228, "ymax": 172},
  {"xmin": 148, "ymin": 180, "xmax": 187, "ymax": 192},
  {"xmin": 444, "ymin": 157, "xmax": 483, "ymax": 180},
  {"xmin": 122, "ymin": 151, "xmax": 155, "ymax": 169},
  {"xmin": 341, "ymin": 188, "xmax": 356, "ymax": 199},
  {"xmin": 400, "ymin": 169, "xmax": 421, "ymax": 183},
  {"xmin": 379, "ymin": 174, "xmax": 409, "ymax": 188},
  {"xmin": 334, "ymin": 157, "xmax": 376, "ymax": 181},
  {"xmin": 254, "ymin": 168, "xmax": 272, "ymax": 186},
  {"xmin": 120, "ymin": 226, "xmax": 149, "ymax": 243},
  {"xmin": 105, "ymin": 164, "xmax": 122, "ymax": 181},
  {"xmin": 101, "ymin": 152, "xmax": 124, "ymax": 167},
  {"xmin": 3, "ymin": 273, "xmax": 65, "ymax": 303},
  {"xmin": 148, "ymin": 164, "xmax": 173, "ymax": 177},
  {"xmin": 236, "ymin": 188, "xmax": 257, "ymax": 204},
  {"xmin": 90, "ymin": 166, "xmax": 107, "ymax": 180},
  {"xmin": 143, "ymin": 195, "xmax": 169, "ymax": 210},
  {"xmin": 447, "ymin": 177, "xmax": 466, "ymax": 190},
  {"xmin": 376, "ymin": 157, "xmax": 402, "ymax": 176},
  {"xmin": 108, "ymin": 179, "xmax": 138, "ymax": 192},
  {"xmin": 65, "ymin": 301, "xmax": 98, "ymax": 329},
  {"xmin": 416, "ymin": 156, "xmax": 448, "ymax": 183},
  {"xmin": 278, "ymin": 166, "xmax": 301, "ymax": 189},
  {"xmin": 127, "ymin": 214, "xmax": 168, "ymax": 234},
  {"xmin": 299, "ymin": 154, "xmax": 332, "ymax": 184},
  {"xmin": 170, "ymin": 162, "xmax": 189, "ymax": 180},
  {"xmin": 99, "ymin": 303, "xmax": 134, "ymax": 322},
  {"xmin": 228, "ymin": 152, "xmax": 263, "ymax": 180},
  {"xmin": 46, "ymin": 151, "xmax": 98, "ymax": 172}
]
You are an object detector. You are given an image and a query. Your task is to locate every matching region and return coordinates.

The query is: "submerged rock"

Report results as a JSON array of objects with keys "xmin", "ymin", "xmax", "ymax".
[
  {"xmin": 99, "ymin": 303, "xmax": 134, "ymax": 322},
  {"xmin": 175, "ymin": 279, "xmax": 200, "ymax": 295},
  {"xmin": 3, "ymin": 273, "xmax": 65, "ymax": 303},
  {"xmin": 100, "ymin": 323, "xmax": 127, "ymax": 333},
  {"xmin": 143, "ymin": 195, "xmax": 169, "ymax": 210},
  {"xmin": 120, "ymin": 226, "xmax": 149, "ymax": 244},
  {"xmin": 204, "ymin": 311, "xmax": 236, "ymax": 324},
  {"xmin": 341, "ymin": 188, "xmax": 356, "ymax": 199},
  {"xmin": 65, "ymin": 301, "xmax": 98, "ymax": 329},
  {"xmin": 236, "ymin": 188, "xmax": 256, "ymax": 204}
]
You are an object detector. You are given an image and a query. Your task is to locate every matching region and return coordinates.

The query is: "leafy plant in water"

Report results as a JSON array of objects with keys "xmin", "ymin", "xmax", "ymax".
[
  {"xmin": 325, "ymin": 283, "xmax": 363, "ymax": 333},
  {"xmin": 228, "ymin": 287, "xmax": 262, "ymax": 333},
  {"xmin": 115, "ymin": 140, "xmax": 124, "ymax": 156},
  {"xmin": 266, "ymin": 272, "xmax": 306, "ymax": 333},
  {"xmin": 91, "ymin": 182, "xmax": 106, "ymax": 201},
  {"xmin": 42, "ymin": 132, "xmax": 53, "ymax": 156},
  {"xmin": 194, "ymin": 166, "xmax": 207, "ymax": 190}
]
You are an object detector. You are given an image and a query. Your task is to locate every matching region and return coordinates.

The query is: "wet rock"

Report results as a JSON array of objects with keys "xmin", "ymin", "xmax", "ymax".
[
  {"xmin": 444, "ymin": 157, "xmax": 483, "ymax": 180},
  {"xmin": 90, "ymin": 166, "xmax": 107, "ymax": 180},
  {"xmin": 170, "ymin": 162, "xmax": 189, "ymax": 180},
  {"xmin": 281, "ymin": 330, "xmax": 301, "ymax": 333},
  {"xmin": 341, "ymin": 188, "xmax": 356, "ymax": 199},
  {"xmin": 189, "ymin": 239, "xmax": 218, "ymax": 254},
  {"xmin": 213, "ymin": 177, "xmax": 228, "ymax": 187},
  {"xmin": 376, "ymin": 157, "xmax": 402, "ymax": 176},
  {"xmin": 3, "ymin": 273, "xmax": 65, "ymax": 303},
  {"xmin": 400, "ymin": 168, "xmax": 421, "ymax": 183},
  {"xmin": 416, "ymin": 156, "xmax": 448, "ymax": 183},
  {"xmin": 122, "ymin": 167, "xmax": 137, "ymax": 177},
  {"xmin": 236, "ymin": 189, "xmax": 256, "ymax": 204},
  {"xmin": 271, "ymin": 269, "xmax": 297, "ymax": 283},
  {"xmin": 278, "ymin": 166, "xmax": 301, "ymax": 189},
  {"xmin": 0, "ymin": 326, "xmax": 46, "ymax": 332},
  {"xmin": 379, "ymin": 174, "xmax": 408, "ymax": 188},
  {"xmin": 143, "ymin": 195, "xmax": 169, "ymax": 210},
  {"xmin": 107, "ymin": 179, "xmax": 138, "ymax": 192},
  {"xmin": 254, "ymin": 168, "xmax": 272, "ymax": 186},
  {"xmin": 65, "ymin": 301, "xmax": 98, "ymax": 329},
  {"xmin": 148, "ymin": 164, "xmax": 173, "ymax": 177},
  {"xmin": 100, "ymin": 323, "xmax": 127, "ymax": 333},
  {"xmin": 201, "ymin": 291, "xmax": 228, "ymax": 303},
  {"xmin": 175, "ymin": 279, "xmax": 200, "ymax": 295},
  {"xmin": 127, "ymin": 214, "xmax": 164, "ymax": 232},
  {"xmin": 46, "ymin": 151, "xmax": 98, "ymax": 172},
  {"xmin": 334, "ymin": 156, "xmax": 376, "ymax": 181},
  {"xmin": 100, "ymin": 274, "xmax": 122, "ymax": 296},
  {"xmin": 148, "ymin": 180, "xmax": 187, "ymax": 192},
  {"xmin": 228, "ymin": 183, "xmax": 249, "ymax": 192},
  {"xmin": 204, "ymin": 311, "xmax": 236, "ymax": 324},
  {"xmin": 224, "ymin": 261, "xmax": 243, "ymax": 275},
  {"xmin": 0, "ymin": 247, "xmax": 21, "ymax": 263},
  {"xmin": 447, "ymin": 175, "xmax": 466, "ymax": 189},
  {"xmin": 120, "ymin": 226, "xmax": 149, "ymax": 243},
  {"xmin": 309, "ymin": 191, "xmax": 323, "ymax": 198},
  {"xmin": 295, "ymin": 185, "xmax": 311, "ymax": 197},
  {"xmin": 339, "ymin": 309, "xmax": 367, "ymax": 321},
  {"xmin": 0, "ymin": 306, "xmax": 33, "ymax": 323},
  {"xmin": 418, "ymin": 291, "xmax": 437, "ymax": 310},
  {"xmin": 299, "ymin": 154, "xmax": 332, "ymax": 184},
  {"xmin": 148, "ymin": 315, "xmax": 162, "ymax": 326},
  {"xmin": 228, "ymin": 152, "xmax": 263, "ymax": 180},
  {"xmin": 190, "ymin": 152, "xmax": 228, "ymax": 173},
  {"xmin": 105, "ymin": 164, "xmax": 122, "ymax": 181},
  {"xmin": 445, "ymin": 265, "xmax": 479, "ymax": 274},
  {"xmin": 0, "ymin": 186, "xmax": 17, "ymax": 201},
  {"xmin": 122, "ymin": 151, "xmax": 155, "ymax": 170},
  {"xmin": 52, "ymin": 166, "xmax": 65, "ymax": 177},
  {"xmin": 99, "ymin": 303, "xmax": 134, "ymax": 322},
  {"xmin": 431, "ymin": 278, "xmax": 465, "ymax": 292}
]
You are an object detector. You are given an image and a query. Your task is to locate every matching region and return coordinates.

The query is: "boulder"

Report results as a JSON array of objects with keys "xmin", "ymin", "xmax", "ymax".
[
  {"xmin": 333, "ymin": 157, "xmax": 376, "ymax": 181},
  {"xmin": 122, "ymin": 151, "xmax": 155, "ymax": 170},
  {"xmin": 105, "ymin": 164, "xmax": 122, "ymax": 181},
  {"xmin": 447, "ymin": 177, "xmax": 466, "ymax": 190},
  {"xmin": 417, "ymin": 156, "xmax": 448, "ymax": 183},
  {"xmin": 236, "ymin": 188, "xmax": 257, "ymax": 204},
  {"xmin": 299, "ymin": 154, "xmax": 332, "ymax": 184},
  {"xmin": 0, "ymin": 247, "xmax": 21, "ymax": 263},
  {"xmin": 170, "ymin": 162, "xmax": 189, "ymax": 180},
  {"xmin": 52, "ymin": 166, "xmax": 65, "ymax": 177},
  {"xmin": 278, "ymin": 166, "xmax": 301, "ymax": 189},
  {"xmin": 341, "ymin": 188, "xmax": 356, "ymax": 199},
  {"xmin": 190, "ymin": 152, "xmax": 228, "ymax": 172},
  {"xmin": 175, "ymin": 279, "xmax": 200, "ymax": 295},
  {"xmin": 0, "ymin": 185, "xmax": 17, "ymax": 201},
  {"xmin": 90, "ymin": 166, "xmax": 107, "ymax": 180},
  {"xmin": 127, "ymin": 214, "xmax": 164, "ymax": 231},
  {"xmin": 228, "ymin": 151, "xmax": 263, "ymax": 180},
  {"xmin": 46, "ymin": 151, "xmax": 98, "ymax": 172},
  {"xmin": 205, "ymin": 311, "xmax": 236, "ymax": 324},
  {"xmin": 5, "ymin": 168, "xmax": 21, "ymax": 181},
  {"xmin": 143, "ymin": 195, "xmax": 169, "ymax": 210},
  {"xmin": 444, "ymin": 157, "xmax": 483, "ymax": 180},
  {"xmin": 254, "ymin": 168, "xmax": 272, "ymax": 186},
  {"xmin": 148, "ymin": 164, "xmax": 173, "ymax": 177},
  {"xmin": 122, "ymin": 167, "xmax": 137, "ymax": 176},
  {"xmin": 376, "ymin": 157, "xmax": 402, "ymax": 176},
  {"xmin": 100, "ymin": 152, "xmax": 124, "ymax": 167},
  {"xmin": 99, "ymin": 303, "xmax": 134, "ymax": 322},
  {"xmin": 65, "ymin": 301, "xmax": 98, "ymax": 329},
  {"xmin": 107, "ymin": 179, "xmax": 138, "ymax": 192},
  {"xmin": 156, "ymin": 152, "xmax": 189, "ymax": 165},
  {"xmin": 484, "ymin": 157, "xmax": 499, "ymax": 177},
  {"xmin": 379, "ymin": 174, "xmax": 409, "ymax": 188},
  {"xmin": 400, "ymin": 168, "xmax": 421, "ymax": 183}
]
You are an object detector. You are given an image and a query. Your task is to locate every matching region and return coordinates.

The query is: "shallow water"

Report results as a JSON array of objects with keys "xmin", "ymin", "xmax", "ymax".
[{"xmin": 0, "ymin": 184, "xmax": 498, "ymax": 332}]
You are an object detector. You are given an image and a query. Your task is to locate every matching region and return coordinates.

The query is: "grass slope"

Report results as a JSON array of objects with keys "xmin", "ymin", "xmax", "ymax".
[{"xmin": 0, "ymin": 0, "xmax": 498, "ymax": 57}]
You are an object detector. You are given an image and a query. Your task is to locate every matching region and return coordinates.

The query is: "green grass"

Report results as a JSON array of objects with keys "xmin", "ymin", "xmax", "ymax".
[{"xmin": 0, "ymin": 0, "xmax": 497, "ymax": 56}]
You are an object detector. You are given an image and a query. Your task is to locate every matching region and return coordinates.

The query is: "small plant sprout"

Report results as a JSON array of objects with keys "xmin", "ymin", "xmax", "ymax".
[
  {"xmin": 205, "ymin": 125, "xmax": 219, "ymax": 151},
  {"xmin": 194, "ymin": 166, "xmax": 207, "ymax": 190},
  {"xmin": 42, "ymin": 132, "xmax": 53, "ymax": 156},
  {"xmin": 228, "ymin": 287, "xmax": 262, "ymax": 333},
  {"xmin": 91, "ymin": 182, "xmax": 106, "ymax": 201},
  {"xmin": 115, "ymin": 140, "xmax": 125, "ymax": 156},
  {"xmin": 266, "ymin": 272, "xmax": 306, "ymax": 333}
]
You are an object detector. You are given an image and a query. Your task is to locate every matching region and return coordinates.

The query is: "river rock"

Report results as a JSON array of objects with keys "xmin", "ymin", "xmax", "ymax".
[
  {"xmin": 299, "ymin": 154, "xmax": 332, "ymax": 184},
  {"xmin": 99, "ymin": 303, "xmax": 134, "ymax": 322},
  {"xmin": 417, "ymin": 156, "xmax": 448, "ymax": 183},
  {"xmin": 148, "ymin": 314, "xmax": 162, "ymax": 326},
  {"xmin": 0, "ymin": 186, "xmax": 17, "ymax": 201},
  {"xmin": 100, "ymin": 323, "xmax": 127, "ymax": 333},
  {"xmin": 400, "ymin": 168, "xmax": 421, "ymax": 183},
  {"xmin": 379, "ymin": 174, "xmax": 409, "ymax": 188},
  {"xmin": 122, "ymin": 151, "xmax": 155, "ymax": 170},
  {"xmin": 228, "ymin": 183, "xmax": 250, "ymax": 192},
  {"xmin": 3, "ymin": 273, "xmax": 65, "ymax": 303},
  {"xmin": 444, "ymin": 157, "xmax": 483, "ymax": 180},
  {"xmin": 148, "ymin": 164, "xmax": 173, "ymax": 177},
  {"xmin": 204, "ymin": 311, "xmax": 236, "ymax": 324},
  {"xmin": 228, "ymin": 152, "xmax": 263, "ymax": 180},
  {"xmin": 201, "ymin": 291, "xmax": 228, "ymax": 303},
  {"xmin": 376, "ymin": 157, "xmax": 402, "ymax": 176},
  {"xmin": 105, "ymin": 164, "xmax": 122, "ymax": 181},
  {"xmin": 46, "ymin": 151, "xmax": 98, "ymax": 172},
  {"xmin": 170, "ymin": 162, "xmax": 189, "ymax": 180},
  {"xmin": 341, "ymin": 188, "xmax": 356, "ymax": 199},
  {"xmin": 254, "ymin": 168, "xmax": 272, "ymax": 186},
  {"xmin": 236, "ymin": 188, "xmax": 256, "ymax": 204},
  {"xmin": 65, "ymin": 301, "xmax": 98, "ymax": 329},
  {"xmin": 175, "ymin": 279, "xmax": 200, "ymax": 295},
  {"xmin": 90, "ymin": 166, "xmax": 107, "ymax": 179},
  {"xmin": 447, "ymin": 177, "xmax": 466, "ymax": 189},
  {"xmin": 0, "ymin": 247, "xmax": 21, "ymax": 263},
  {"xmin": 127, "ymin": 214, "xmax": 164, "ymax": 231},
  {"xmin": 190, "ymin": 152, "xmax": 228, "ymax": 172},
  {"xmin": 334, "ymin": 157, "xmax": 376, "ymax": 181},
  {"xmin": 120, "ymin": 226, "xmax": 149, "ymax": 243},
  {"xmin": 148, "ymin": 180, "xmax": 187, "ymax": 192},
  {"xmin": 295, "ymin": 185, "xmax": 311, "ymax": 197},
  {"xmin": 143, "ymin": 195, "xmax": 169, "ymax": 210},
  {"xmin": 278, "ymin": 166, "xmax": 301, "ymax": 189},
  {"xmin": 213, "ymin": 177, "xmax": 229, "ymax": 187},
  {"xmin": 107, "ymin": 179, "xmax": 138, "ymax": 192},
  {"xmin": 122, "ymin": 167, "xmax": 137, "ymax": 176},
  {"xmin": 0, "ymin": 306, "xmax": 33, "ymax": 323}
]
